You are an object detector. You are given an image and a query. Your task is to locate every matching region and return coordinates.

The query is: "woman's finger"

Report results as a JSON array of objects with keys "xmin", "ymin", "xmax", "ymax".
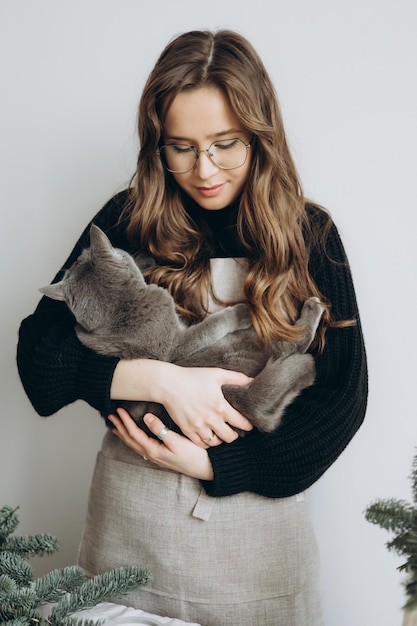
[
  {"xmin": 218, "ymin": 372, "xmax": 254, "ymax": 433},
  {"xmin": 143, "ymin": 413, "xmax": 175, "ymax": 445},
  {"xmin": 110, "ymin": 410, "xmax": 214, "ymax": 480},
  {"xmin": 109, "ymin": 409, "xmax": 151, "ymax": 459},
  {"xmin": 110, "ymin": 409, "xmax": 143, "ymax": 442}
]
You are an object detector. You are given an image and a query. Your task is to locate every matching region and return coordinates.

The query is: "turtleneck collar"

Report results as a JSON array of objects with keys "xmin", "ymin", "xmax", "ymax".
[{"xmin": 182, "ymin": 192, "xmax": 248, "ymax": 257}]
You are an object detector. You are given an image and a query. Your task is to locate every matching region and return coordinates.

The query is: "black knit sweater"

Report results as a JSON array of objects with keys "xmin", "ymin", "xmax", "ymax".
[{"xmin": 17, "ymin": 190, "xmax": 368, "ymax": 498}]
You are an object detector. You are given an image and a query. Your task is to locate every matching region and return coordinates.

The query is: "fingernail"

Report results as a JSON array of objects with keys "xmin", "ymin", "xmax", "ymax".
[{"xmin": 144, "ymin": 414, "xmax": 155, "ymax": 426}]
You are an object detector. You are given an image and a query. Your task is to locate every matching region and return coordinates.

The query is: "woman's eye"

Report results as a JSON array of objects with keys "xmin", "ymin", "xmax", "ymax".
[
  {"xmin": 172, "ymin": 145, "xmax": 194, "ymax": 154},
  {"xmin": 214, "ymin": 139, "xmax": 239, "ymax": 150}
]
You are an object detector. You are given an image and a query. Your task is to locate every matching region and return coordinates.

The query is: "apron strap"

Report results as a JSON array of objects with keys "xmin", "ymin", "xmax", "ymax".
[{"xmin": 192, "ymin": 488, "xmax": 215, "ymax": 521}]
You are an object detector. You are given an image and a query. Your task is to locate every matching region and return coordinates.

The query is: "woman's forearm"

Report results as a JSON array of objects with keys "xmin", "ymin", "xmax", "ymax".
[{"xmin": 110, "ymin": 358, "xmax": 179, "ymax": 403}]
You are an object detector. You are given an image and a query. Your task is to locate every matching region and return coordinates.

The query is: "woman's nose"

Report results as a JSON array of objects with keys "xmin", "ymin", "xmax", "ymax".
[{"xmin": 193, "ymin": 150, "xmax": 219, "ymax": 179}]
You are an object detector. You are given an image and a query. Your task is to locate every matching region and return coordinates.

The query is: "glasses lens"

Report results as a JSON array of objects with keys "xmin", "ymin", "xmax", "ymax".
[
  {"xmin": 209, "ymin": 138, "xmax": 248, "ymax": 169},
  {"xmin": 159, "ymin": 138, "xmax": 249, "ymax": 173},
  {"xmin": 159, "ymin": 145, "xmax": 196, "ymax": 173}
]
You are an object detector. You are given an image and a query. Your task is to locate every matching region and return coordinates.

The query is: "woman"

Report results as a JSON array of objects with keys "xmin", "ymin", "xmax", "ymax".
[{"xmin": 17, "ymin": 29, "xmax": 368, "ymax": 625}]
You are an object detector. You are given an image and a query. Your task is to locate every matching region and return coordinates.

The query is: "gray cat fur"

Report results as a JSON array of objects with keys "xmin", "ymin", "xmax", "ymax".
[{"xmin": 40, "ymin": 224, "xmax": 324, "ymax": 434}]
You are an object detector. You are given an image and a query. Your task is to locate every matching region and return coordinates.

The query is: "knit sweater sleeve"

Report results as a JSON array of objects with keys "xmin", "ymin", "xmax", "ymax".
[
  {"xmin": 202, "ymin": 216, "xmax": 368, "ymax": 498},
  {"xmin": 16, "ymin": 191, "xmax": 131, "ymax": 418}
]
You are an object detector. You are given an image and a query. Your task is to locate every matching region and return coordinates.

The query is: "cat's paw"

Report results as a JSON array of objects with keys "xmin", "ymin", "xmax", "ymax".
[{"xmin": 298, "ymin": 297, "xmax": 324, "ymax": 327}]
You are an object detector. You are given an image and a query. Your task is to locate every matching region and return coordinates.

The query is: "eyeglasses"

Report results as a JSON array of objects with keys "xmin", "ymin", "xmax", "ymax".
[{"xmin": 157, "ymin": 137, "xmax": 251, "ymax": 174}]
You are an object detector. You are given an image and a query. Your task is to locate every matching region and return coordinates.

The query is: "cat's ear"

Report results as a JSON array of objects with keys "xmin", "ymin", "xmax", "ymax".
[
  {"xmin": 89, "ymin": 223, "xmax": 126, "ymax": 262},
  {"xmin": 39, "ymin": 282, "xmax": 66, "ymax": 301},
  {"xmin": 89, "ymin": 224, "xmax": 113, "ymax": 255}
]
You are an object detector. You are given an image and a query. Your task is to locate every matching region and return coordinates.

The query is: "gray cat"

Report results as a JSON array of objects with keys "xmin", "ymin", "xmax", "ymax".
[{"xmin": 40, "ymin": 224, "xmax": 324, "ymax": 434}]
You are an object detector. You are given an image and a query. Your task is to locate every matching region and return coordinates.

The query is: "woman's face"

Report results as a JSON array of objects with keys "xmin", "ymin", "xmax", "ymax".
[{"xmin": 162, "ymin": 86, "xmax": 252, "ymax": 210}]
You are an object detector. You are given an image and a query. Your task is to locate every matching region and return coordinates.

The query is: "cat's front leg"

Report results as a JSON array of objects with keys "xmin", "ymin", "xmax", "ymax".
[{"xmin": 173, "ymin": 303, "xmax": 252, "ymax": 361}]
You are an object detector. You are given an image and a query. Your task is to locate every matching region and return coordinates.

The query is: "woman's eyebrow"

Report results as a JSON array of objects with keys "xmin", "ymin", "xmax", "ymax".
[
  {"xmin": 211, "ymin": 129, "xmax": 245, "ymax": 138},
  {"xmin": 164, "ymin": 129, "xmax": 245, "ymax": 142}
]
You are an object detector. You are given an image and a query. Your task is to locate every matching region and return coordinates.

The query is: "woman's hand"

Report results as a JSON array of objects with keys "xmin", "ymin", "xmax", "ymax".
[
  {"xmin": 111, "ymin": 359, "xmax": 253, "ymax": 447},
  {"xmin": 162, "ymin": 366, "xmax": 253, "ymax": 446},
  {"xmin": 108, "ymin": 408, "xmax": 214, "ymax": 480}
]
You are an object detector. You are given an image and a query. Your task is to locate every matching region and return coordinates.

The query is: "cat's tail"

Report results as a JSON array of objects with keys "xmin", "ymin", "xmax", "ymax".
[{"xmin": 222, "ymin": 354, "xmax": 316, "ymax": 433}]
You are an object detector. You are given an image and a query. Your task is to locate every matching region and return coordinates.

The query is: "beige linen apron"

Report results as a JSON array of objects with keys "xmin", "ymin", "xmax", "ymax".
[{"xmin": 77, "ymin": 259, "xmax": 323, "ymax": 626}]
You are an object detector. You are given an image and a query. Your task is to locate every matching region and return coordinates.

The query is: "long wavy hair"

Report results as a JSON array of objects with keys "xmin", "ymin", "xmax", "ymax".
[{"xmin": 124, "ymin": 29, "xmax": 334, "ymax": 348}]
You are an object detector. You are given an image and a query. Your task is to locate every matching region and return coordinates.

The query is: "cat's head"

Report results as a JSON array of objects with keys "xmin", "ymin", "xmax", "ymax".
[{"xmin": 40, "ymin": 224, "xmax": 146, "ymax": 331}]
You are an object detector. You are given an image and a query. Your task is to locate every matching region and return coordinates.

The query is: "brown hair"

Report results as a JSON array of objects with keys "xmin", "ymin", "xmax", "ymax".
[{"xmin": 125, "ymin": 29, "xmax": 335, "ymax": 348}]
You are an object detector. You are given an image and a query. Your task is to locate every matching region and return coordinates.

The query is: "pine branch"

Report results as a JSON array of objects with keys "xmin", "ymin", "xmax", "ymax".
[
  {"xmin": 387, "ymin": 530, "xmax": 417, "ymax": 557},
  {"xmin": 54, "ymin": 618, "xmax": 102, "ymax": 626},
  {"xmin": 404, "ymin": 582, "xmax": 417, "ymax": 611},
  {"xmin": 0, "ymin": 586, "xmax": 39, "ymax": 621},
  {"xmin": 0, "ymin": 551, "xmax": 34, "ymax": 586},
  {"xmin": 3, "ymin": 610, "xmax": 44, "ymax": 624},
  {"xmin": 365, "ymin": 450, "xmax": 417, "ymax": 612},
  {"xmin": 0, "ymin": 507, "xmax": 19, "ymax": 544},
  {"xmin": 411, "ymin": 453, "xmax": 417, "ymax": 505},
  {"xmin": 2, "ymin": 533, "xmax": 60, "ymax": 557},
  {"xmin": 364, "ymin": 498, "xmax": 415, "ymax": 534},
  {"xmin": 32, "ymin": 565, "xmax": 86, "ymax": 604},
  {"xmin": 0, "ymin": 573, "xmax": 17, "ymax": 597},
  {"xmin": 50, "ymin": 567, "xmax": 153, "ymax": 624},
  {"xmin": 0, "ymin": 506, "xmax": 153, "ymax": 624}
]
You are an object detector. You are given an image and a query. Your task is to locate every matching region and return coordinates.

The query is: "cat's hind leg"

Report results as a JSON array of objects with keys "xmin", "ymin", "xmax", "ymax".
[
  {"xmin": 293, "ymin": 297, "xmax": 325, "ymax": 353},
  {"xmin": 222, "ymin": 353, "xmax": 316, "ymax": 432}
]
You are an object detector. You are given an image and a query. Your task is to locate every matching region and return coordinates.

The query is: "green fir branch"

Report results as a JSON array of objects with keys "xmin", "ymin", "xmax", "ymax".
[
  {"xmin": 54, "ymin": 618, "xmax": 103, "ymax": 626},
  {"xmin": 0, "ymin": 571, "xmax": 83, "ymax": 622},
  {"xmin": 411, "ymin": 454, "xmax": 417, "ymax": 505},
  {"xmin": 0, "ymin": 505, "xmax": 153, "ymax": 625},
  {"xmin": 0, "ymin": 585, "xmax": 39, "ymax": 621},
  {"xmin": 364, "ymin": 498, "xmax": 415, "ymax": 534},
  {"xmin": 2, "ymin": 533, "xmax": 60, "ymax": 557},
  {"xmin": 0, "ymin": 551, "xmax": 34, "ymax": 586},
  {"xmin": 50, "ymin": 566, "xmax": 152, "ymax": 623},
  {"xmin": 387, "ymin": 531, "xmax": 417, "ymax": 557},
  {"xmin": 404, "ymin": 593, "xmax": 417, "ymax": 612},
  {"xmin": 0, "ymin": 507, "xmax": 19, "ymax": 544},
  {"xmin": 0, "ymin": 573, "xmax": 17, "ymax": 598},
  {"xmin": 31, "ymin": 565, "xmax": 86, "ymax": 604},
  {"xmin": 364, "ymin": 450, "xmax": 417, "ymax": 612}
]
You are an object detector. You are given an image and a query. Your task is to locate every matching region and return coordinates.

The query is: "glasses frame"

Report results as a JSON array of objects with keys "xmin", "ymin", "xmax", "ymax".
[{"xmin": 157, "ymin": 137, "xmax": 252, "ymax": 174}]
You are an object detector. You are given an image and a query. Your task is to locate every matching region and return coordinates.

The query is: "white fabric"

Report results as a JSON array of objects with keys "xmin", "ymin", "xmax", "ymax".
[
  {"xmin": 71, "ymin": 601, "xmax": 201, "ymax": 625},
  {"xmin": 206, "ymin": 257, "xmax": 247, "ymax": 311}
]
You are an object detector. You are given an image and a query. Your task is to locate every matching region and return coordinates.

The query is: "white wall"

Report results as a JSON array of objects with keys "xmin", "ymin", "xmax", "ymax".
[{"xmin": 1, "ymin": 1, "xmax": 416, "ymax": 624}]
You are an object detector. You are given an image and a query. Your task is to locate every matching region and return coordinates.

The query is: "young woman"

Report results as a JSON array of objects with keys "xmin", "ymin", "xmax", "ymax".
[{"xmin": 17, "ymin": 29, "xmax": 368, "ymax": 626}]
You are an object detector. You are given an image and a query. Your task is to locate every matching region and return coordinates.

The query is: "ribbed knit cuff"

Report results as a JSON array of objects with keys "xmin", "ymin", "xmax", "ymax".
[
  {"xmin": 75, "ymin": 342, "xmax": 119, "ymax": 417},
  {"xmin": 202, "ymin": 435, "xmax": 259, "ymax": 497}
]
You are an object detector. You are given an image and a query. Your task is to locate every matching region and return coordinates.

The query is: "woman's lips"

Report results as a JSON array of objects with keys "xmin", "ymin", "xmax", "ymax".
[{"xmin": 196, "ymin": 183, "xmax": 225, "ymax": 197}]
